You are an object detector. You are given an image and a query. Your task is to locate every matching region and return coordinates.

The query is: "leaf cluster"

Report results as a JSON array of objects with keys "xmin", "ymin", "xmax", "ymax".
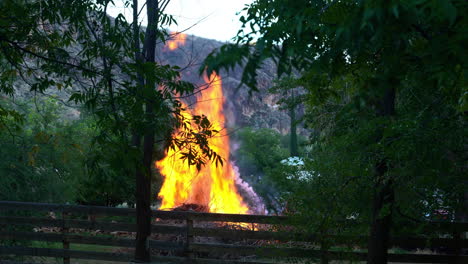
[{"xmin": 202, "ymin": 0, "xmax": 467, "ymax": 235}]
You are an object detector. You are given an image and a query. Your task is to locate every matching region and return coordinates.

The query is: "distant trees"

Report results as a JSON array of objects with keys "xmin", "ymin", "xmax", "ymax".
[
  {"xmin": 269, "ymin": 77, "xmax": 306, "ymax": 157},
  {"xmin": 203, "ymin": 0, "xmax": 467, "ymax": 263},
  {"xmin": 0, "ymin": 98, "xmax": 88, "ymax": 203}
]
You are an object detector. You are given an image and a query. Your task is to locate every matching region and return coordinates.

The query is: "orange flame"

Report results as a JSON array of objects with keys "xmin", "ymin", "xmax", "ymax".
[
  {"xmin": 156, "ymin": 73, "xmax": 249, "ymax": 214},
  {"xmin": 166, "ymin": 32, "xmax": 187, "ymax": 51}
]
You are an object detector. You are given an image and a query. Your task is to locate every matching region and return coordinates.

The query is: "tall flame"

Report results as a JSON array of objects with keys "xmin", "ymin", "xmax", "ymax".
[
  {"xmin": 156, "ymin": 73, "xmax": 249, "ymax": 214},
  {"xmin": 166, "ymin": 32, "xmax": 187, "ymax": 51}
]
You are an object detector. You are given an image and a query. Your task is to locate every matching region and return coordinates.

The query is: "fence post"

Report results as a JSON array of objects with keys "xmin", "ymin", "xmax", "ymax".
[
  {"xmin": 62, "ymin": 209, "xmax": 70, "ymax": 264},
  {"xmin": 186, "ymin": 216, "xmax": 194, "ymax": 261},
  {"xmin": 451, "ymin": 231, "xmax": 462, "ymax": 264},
  {"xmin": 319, "ymin": 228, "xmax": 329, "ymax": 264},
  {"xmin": 320, "ymin": 239, "xmax": 329, "ymax": 264}
]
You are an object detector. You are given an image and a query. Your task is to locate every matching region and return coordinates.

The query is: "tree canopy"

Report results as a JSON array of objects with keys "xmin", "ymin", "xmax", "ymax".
[{"xmin": 203, "ymin": 0, "xmax": 467, "ymax": 263}]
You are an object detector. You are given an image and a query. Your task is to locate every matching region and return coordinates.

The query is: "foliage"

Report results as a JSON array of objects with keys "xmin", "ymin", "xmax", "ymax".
[
  {"xmin": 77, "ymin": 131, "xmax": 137, "ymax": 206},
  {"xmin": 0, "ymin": 97, "xmax": 88, "ymax": 203},
  {"xmin": 269, "ymin": 76, "xmax": 308, "ymax": 156},
  {"xmin": 203, "ymin": 0, "xmax": 467, "ymax": 242},
  {"xmin": 234, "ymin": 127, "xmax": 288, "ymax": 175},
  {"xmin": 0, "ymin": 95, "xmax": 136, "ymax": 206}
]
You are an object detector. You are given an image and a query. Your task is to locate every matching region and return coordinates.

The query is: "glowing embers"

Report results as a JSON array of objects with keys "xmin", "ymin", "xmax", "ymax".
[{"xmin": 156, "ymin": 73, "xmax": 249, "ymax": 214}]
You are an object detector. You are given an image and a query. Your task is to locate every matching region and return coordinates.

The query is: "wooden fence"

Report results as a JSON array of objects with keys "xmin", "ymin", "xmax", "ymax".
[{"xmin": 0, "ymin": 201, "xmax": 467, "ymax": 264}]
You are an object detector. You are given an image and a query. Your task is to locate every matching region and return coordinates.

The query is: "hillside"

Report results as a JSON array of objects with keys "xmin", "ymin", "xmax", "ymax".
[{"xmin": 156, "ymin": 34, "xmax": 297, "ymax": 135}]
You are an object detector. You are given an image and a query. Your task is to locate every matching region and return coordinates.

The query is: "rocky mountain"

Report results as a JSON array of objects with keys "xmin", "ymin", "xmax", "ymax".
[{"xmin": 156, "ymin": 34, "xmax": 297, "ymax": 135}]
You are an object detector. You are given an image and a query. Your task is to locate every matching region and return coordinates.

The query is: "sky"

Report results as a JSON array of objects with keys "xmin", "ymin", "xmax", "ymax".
[{"xmin": 107, "ymin": 0, "xmax": 254, "ymax": 42}]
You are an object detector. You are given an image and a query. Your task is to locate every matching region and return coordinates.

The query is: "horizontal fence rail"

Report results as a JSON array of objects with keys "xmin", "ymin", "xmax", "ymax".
[{"xmin": 0, "ymin": 201, "xmax": 467, "ymax": 264}]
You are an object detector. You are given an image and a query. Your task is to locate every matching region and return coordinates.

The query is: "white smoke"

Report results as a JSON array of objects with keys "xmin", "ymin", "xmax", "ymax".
[{"xmin": 231, "ymin": 161, "xmax": 268, "ymax": 215}]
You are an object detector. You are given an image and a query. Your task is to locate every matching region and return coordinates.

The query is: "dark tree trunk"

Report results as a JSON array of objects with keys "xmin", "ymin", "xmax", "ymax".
[
  {"xmin": 134, "ymin": 0, "xmax": 159, "ymax": 262},
  {"xmin": 289, "ymin": 88, "xmax": 299, "ymax": 157},
  {"xmin": 134, "ymin": 160, "xmax": 151, "ymax": 261},
  {"xmin": 368, "ymin": 162, "xmax": 395, "ymax": 264},
  {"xmin": 289, "ymin": 105, "xmax": 298, "ymax": 157},
  {"xmin": 367, "ymin": 86, "xmax": 396, "ymax": 264}
]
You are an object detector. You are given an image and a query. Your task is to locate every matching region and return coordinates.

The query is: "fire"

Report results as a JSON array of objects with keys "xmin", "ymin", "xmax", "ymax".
[
  {"xmin": 166, "ymin": 32, "xmax": 187, "ymax": 51},
  {"xmin": 156, "ymin": 73, "xmax": 249, "ymax": 214}
]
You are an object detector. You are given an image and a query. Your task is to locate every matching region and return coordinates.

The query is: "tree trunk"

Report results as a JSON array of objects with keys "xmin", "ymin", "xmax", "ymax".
[
  {"xmin": 367, "ymin": 86, "xmax": 396, "ymax": 264},
  {"xmin": 368, "ymin": 162, "xmax": 394, "ymax": 264},
  {"xmin": 134, "ymin": 0, "xmax": 159, "ymax": 262},
  {"xmin": 289, "ymin": 105, "xmax": 298, "ymax": 157},
  {"xmin": 134, "ymin": 159, "xmax": 151, "ymax": 262},
  {"xmin": 289, "ymin": 88, "xmax": 298, "ymax": 157}
]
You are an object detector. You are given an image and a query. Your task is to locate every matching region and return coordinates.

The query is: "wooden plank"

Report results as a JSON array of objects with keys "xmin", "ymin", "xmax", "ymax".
[
  {"xmin": 149, "ymin": 256, "xmax": 280, "ymax": 264},
  {"xmin": 182, "ymin": 258, "xmax": 282, "ymax": 264},
  {"xmin": 391, "ymin": 236, "xmax": 468, "ymax": 249},
  {"xmin": 318, "ymin": 235, "xmax": 468, "ymax": 249},
  {"xmin": 190, "ymin": 243, "xmax": 468, "ymax": 263},
  {"xmin": 0, "ymin": 246, "xmax": 277, "ymax": 264},
  {"xmin": 387, "ymin": 253, "xmax": 468, "ymax": 263},
  {"xmin": 1, "ymin": 241, "xmax": 466, "ymax": 264},
  {"xmin": 147, "ymin": 256, "xmax": 188, "ymax": 264},
  {"xmin": 0, "ymin": 230, "xmax": 134, "ymax": 247},
  {"xmin": 0, "ymin": 231, "xmax": 185, "ymax": 251},
  {"xmin": 325, "ymin": 250, "xmax": 367, "ymax": 261},
  {"xmin": 191, "ymin": 228, "xmax": 362, "ymax": 242},
  {"xmin": 151, "ymin": 224, "xmax": 186, "ymax": 235},
  {"xmin": 0, "ymin": 246, "xmax": 133, "ymax": 262},
  {"xmin": 4, "ymin": 230, "xmax": 464, "ymax": 259},
  {"xmin": 191, "ymin": 228, "xmax": 468, "ymax": 250},
  {"xmin": 3, "ymin": 201, "xmax": 466, "ymax": 231},
  {"xmin": 149, "ymin": 240, "xmax": 185, "ymax": 251},
  {"xmin": 321, "ymin": 235, "xmax": 468, "ymax": 249},
  {"xmin": 0, "ymin": 201, "xmax": 136, "ymax": 216},
  {"xmin": 0, "ymin": 216, "xmax": 185, "ymax": 234},
  {"xmin": 0, "ymin": 216, "xmax": 136, "ymax": 232},
  {"xmin": 0, "ymin": 216, "xmax": 62, "ymax": 227},
  {"xmin": 189, "ymin": 242, "xmax": 321, "ymax": 258},
  {"xmin": 187, "ymin": 212, "xmax": 287, "ymax": 224},
  {"xmin": 153, "ymin": 210, "xmax": 287, "ymax": 224},
  {"xmin": 191, "ymin": 227, "xmax": 300, "ymax": 241},
  {"xmin": 4, "ymin": 220, "xmax": 465, "ymax": 250},
  {"xmin": 1, "ymin": 216, "xmax": 466, "ymax": 251},
  {"xmin": 0, "ymin": 201, "xmax": 287, "ymax": 224},
  {"xmin": 0, "ymin": 201, "xmax": 286, "ymax": 224},
  {"xmin": 0, "ymin": 262, "xmax": 53, "ymax": 264}
]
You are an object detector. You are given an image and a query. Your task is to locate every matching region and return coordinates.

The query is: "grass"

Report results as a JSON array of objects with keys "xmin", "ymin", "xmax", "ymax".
[
  {"xmin": 31, "ymin": 241, "xmax": 123, "ymax": 252},
  {"xmin": 28, "ymin": 241, "xmax": 129, "ymax": 264}
]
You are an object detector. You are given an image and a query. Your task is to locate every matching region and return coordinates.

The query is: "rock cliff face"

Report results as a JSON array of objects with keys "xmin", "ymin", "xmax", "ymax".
[{"xmin": 157, "ymin": 34, "xmax": 293, "ymax": 135}]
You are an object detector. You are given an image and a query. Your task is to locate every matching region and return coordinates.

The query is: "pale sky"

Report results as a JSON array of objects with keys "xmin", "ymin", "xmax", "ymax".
[{"xmin": 107, "ymin": 0, "xmax": 253, "ymax": 42}]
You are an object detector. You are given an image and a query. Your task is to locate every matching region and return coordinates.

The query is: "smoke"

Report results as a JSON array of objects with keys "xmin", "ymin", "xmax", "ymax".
[
  {"xmin": 231, "ymin": 161, "xmax": 267, "ymax": 215},
  {"xmin": 231, "ymin": 141, "xmax": 240, "ymax": 152}
]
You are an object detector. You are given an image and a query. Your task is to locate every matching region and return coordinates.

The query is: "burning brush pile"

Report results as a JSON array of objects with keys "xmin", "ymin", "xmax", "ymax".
[{"xmin": 156, "ymin": 33, "xmax": 264, "ymax": 216}]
